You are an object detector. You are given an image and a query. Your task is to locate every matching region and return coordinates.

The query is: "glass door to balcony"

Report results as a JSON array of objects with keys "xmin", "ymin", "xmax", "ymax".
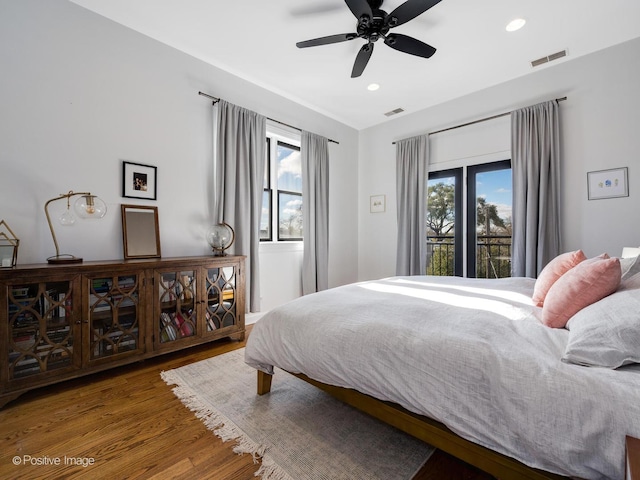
[
  {"xmin": 427, "ymin": 169, "xmax": 462, "ymax": 276},
  {"xmin": 467, "ymin": 160, "xmax": 512, "ymax": 278},
  {"xmin": 427, "ymin": 160, "xmax": 512, "ymax": 278}
]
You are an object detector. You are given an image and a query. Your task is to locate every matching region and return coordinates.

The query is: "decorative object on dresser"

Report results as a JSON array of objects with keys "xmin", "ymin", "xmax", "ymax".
[
  {"xmin": 122, "ymin": 161, "xmax": 157, "ymax": 200},
  {"xmin": 206, "ymin": 222, "xmax": 235, "ymax": 256},
  {"xmin": 121, "ymin": 204, "xmax": 161, "ymax": 259},
  {"xmin": 0, "ymin": 220, "xmax": 19, "ymax": 268},
  {"xmin": 0, "ymin": 255, "xmax": 245, "ymax": 408},
  {"xmin": 44, "ymin": 191, "xmax": 107, "ymax": 264}
]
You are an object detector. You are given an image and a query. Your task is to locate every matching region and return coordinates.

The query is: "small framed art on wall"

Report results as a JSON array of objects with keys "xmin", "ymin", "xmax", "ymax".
[
  {"xmin": 122, "ymin": 161, "xmax": 157, "ymax": 200},
  {"xmin": 587, "ymin": 167, "xmax": 628, "ymax": 200}
]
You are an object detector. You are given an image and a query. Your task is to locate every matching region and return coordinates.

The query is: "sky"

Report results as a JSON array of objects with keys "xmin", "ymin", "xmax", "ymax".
[
  {"xmin": 476, "ymin": 168, "xmax": 512, "ymax": 221},
  {"xmin": 428, "ymin": 166, "xmax": 512, "ymax": 222}
]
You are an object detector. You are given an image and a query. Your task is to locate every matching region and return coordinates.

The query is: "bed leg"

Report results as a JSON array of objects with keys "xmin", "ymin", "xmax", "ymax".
[{"xmin": 257, "ymin": 370, "xmax": 273, "ymax": 395}]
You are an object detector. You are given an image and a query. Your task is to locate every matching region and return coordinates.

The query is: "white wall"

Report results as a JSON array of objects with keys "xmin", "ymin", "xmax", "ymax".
[
  {"xmin": 358, "ymin": 37, "xmax": 640, "ymax": 280},
  {"xmin": 0, "ymin": 0, "xmax": 359, "ymax": 311},
  {"xmin": 3, "ymin": 1, "xmax": 639, "ymax": 308}
]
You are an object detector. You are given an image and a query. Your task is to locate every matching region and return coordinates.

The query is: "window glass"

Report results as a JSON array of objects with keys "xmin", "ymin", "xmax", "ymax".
[
  {"xmin": 427, "ymin": 172, "xmax": 460, "ymax": 276},
  {"xmin": 260, "ymin": 191, "xmax": 271, "ymax": 240},
  {"xmin": 470, "ymin": 164, "xmax": 512, "ymax": 278},
  {"xmin": 261, "ymin": 132, "xmax": 303, "ymax": 242},
  {"xmin": 277, "ymin": 143, "xmax": 302, "ymax": 193},
  {"xmin": 278, "ymin": 192, "xmax": 303, "ymax": 240},
  {"xmin": 260, "ymin": 138, "xmax": 272, "ymax": 241}
]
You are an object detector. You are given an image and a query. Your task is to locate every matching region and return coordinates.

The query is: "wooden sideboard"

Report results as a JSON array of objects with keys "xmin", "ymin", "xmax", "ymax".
[{"xmin": 0, "ymin": 255, "xmax": 245, "ymax": 408}]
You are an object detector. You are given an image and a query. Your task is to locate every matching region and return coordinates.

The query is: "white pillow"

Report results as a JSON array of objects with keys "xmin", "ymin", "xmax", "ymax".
[
  {"xmin": 620, "ymin": 255, "xmax": 640, "ymax": 280},
  {"xmin": 562, "ymin": 275, "xmax": 640, "ymax": 368}
]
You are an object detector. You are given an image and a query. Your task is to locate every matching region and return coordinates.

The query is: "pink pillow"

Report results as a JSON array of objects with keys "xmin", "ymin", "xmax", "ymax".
[
  {"xmin": 532, "ymin": 250, "xmax": 587, "ymax": 307},
  {"xmin": 541, "ymin": 257, "xmax": 621, "ymax": 328}
]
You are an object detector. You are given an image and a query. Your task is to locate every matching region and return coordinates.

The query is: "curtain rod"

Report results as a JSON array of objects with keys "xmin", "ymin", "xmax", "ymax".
[
  {"xmin": 198, "ymin": 91, "xmax": 339, "ymax": 145},
  {"xmin": 392, "ymin": 96, "xmax": 567, "ymax": 145}
]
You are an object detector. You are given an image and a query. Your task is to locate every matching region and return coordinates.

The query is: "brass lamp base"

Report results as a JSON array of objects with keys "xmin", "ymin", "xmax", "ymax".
[{"xmin": 47, "ymin": 254, "xmax": 83, "ymax": 264}]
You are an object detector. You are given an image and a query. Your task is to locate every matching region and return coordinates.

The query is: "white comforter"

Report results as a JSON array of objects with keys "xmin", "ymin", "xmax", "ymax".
[{"xmin": 245, "ymin": 276, "xmax": 640, "ymax": 479}]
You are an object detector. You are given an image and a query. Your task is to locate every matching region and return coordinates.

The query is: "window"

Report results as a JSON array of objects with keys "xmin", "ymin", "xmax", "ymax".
[
  {"xmin": 466, "ymin": 161, "xmax": 512, "ymax": 278},
  {"xmin": 427, "ymin": 160, "xmax": 512, "ymax": 278},
  {"xmin": 261, "ymin": 130, "xmax": 303, "ymax": 242},
  {"xmin": 426, "ymin": 169, "xmax": 462, "ymax": 276}
]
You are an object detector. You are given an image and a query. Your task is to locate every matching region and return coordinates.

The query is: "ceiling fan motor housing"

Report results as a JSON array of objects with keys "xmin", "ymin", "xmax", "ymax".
[{"xmin": 357, "ymin": 9, "xmax": 390, "ymax": 41}]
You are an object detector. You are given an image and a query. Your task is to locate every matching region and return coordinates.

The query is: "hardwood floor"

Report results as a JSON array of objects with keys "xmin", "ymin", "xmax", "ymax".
[{"xmin": 0, "ymin": 327, "xmax": 493, "ymax": 480}]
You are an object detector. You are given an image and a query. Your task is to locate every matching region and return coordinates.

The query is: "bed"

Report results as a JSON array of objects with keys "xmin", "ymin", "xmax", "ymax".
[{"xmin": 245, "ymin": 256, "xmax": 640, "ymax": 479}]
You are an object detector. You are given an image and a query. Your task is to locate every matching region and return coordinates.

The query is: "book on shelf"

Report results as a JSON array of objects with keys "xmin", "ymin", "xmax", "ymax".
[
  {"xmin": 159, "ymin": 312, "xmax": 177, "ymax": 342},
  {"xmin": 93, "ymin": 334, "xmax": 137, "ymax": 356},
  {"xmin": 91, "ymin": 276, "xmax": 136, "ymax": 294},
  {"xmin": 159, "ymin": 277, "xmax": 177, "ymax": 303},
  {"xmin": 173, "ymin": 311, "xmax": 194, "ymax": 337},
  {"xmin": 205, "ymin": 310, "xmax": 218, "ymax": 331},
  {"xmin": 12, "ymin": 345, "xmax": 71, "ymax": 366}
]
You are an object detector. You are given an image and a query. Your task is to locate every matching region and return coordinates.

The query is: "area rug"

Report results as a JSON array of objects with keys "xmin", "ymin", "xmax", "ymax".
[{"xmin": 161, "ymin": 348, "xmax": 434, "ymax": 480}]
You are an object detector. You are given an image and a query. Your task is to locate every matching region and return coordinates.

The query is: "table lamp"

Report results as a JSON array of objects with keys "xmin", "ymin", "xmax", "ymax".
[{"xmin": 44, "ymin": 190, "xmax": 107, "ymax": 264}]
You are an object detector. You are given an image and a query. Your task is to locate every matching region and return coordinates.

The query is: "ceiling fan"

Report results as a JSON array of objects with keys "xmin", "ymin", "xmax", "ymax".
[{"xmin": 296, "ymin": 0, "xmax": 442, "ymax": 78}]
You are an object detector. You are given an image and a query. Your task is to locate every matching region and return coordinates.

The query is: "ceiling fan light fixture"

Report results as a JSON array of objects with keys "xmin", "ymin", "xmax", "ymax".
[
  {"xmin": 367, "ymin": 83, "xmax": 380, "ymax": 91},
  {"xmin": 506, "ymin": 18, "xmax": 526, "ymax": 32}
]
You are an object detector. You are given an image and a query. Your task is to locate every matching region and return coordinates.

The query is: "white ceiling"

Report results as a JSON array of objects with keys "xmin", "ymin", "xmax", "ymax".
[{"xmin": 69, "ymin": 0, "xmax": 640, "ymax": 130}]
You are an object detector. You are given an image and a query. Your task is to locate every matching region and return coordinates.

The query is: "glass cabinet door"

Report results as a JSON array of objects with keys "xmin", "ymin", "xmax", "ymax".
[
  {"xmin": 7, "ymin": 280, "xmax": 77, "ymax": 380},
  {"xmin": 205, "ymin": 266, "xmax": 237, "ymax": 332},
  {"xmin": 87, "ymin": 274, "xmax": 142, "ymax": 362},
  {"xmin": 157, "ymin": 270, "xmax": 197, "ymax": 344}
]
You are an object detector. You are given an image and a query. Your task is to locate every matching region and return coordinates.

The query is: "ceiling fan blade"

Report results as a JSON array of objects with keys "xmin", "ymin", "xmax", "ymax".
[
  {"xmin": 351, "ymin": 42, "xmax": 374, "ymax": 78},
  {"xmin": 296, "ymin": 33, "xmax": 358, "ymax": 48},
  {"xmin": 384, "ymin": 33, "xmax": 436, "ymax": 58},
  {"xmin": 344, "ymin": 0, "xmax": 373, "ymax": 22},
  {"xmin": 386, "ymin": 0, "xmax": 442, "ymax": 27}
]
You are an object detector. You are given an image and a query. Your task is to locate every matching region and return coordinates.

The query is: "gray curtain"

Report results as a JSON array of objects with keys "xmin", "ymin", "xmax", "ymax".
[
  {"xmin": 396, "ymin": 134, "xmax": 429, "ymax": 276},
  {"xmin": 301, "ymin": 131, "xmax": 330, "ymax": 294},
  {"xmin": 214, "ymin": 100, "xmax": 266, "ymax": 312},
  {"xmin": 511, "ymin": 100, "xmax": 561, "ymax": 278}
]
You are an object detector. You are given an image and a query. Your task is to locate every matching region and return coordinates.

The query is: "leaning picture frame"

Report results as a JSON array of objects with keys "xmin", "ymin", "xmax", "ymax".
[
  {"xmin": 587, "ymin": 167, "xmax": 628, "ymax": 200},
  {"xmin": 122, "ymin": 161, "xmax": 157, "ymax": 200},
  {"xmin": 121, "ymin": 204, "xmax": 161, "ymax": 259}
]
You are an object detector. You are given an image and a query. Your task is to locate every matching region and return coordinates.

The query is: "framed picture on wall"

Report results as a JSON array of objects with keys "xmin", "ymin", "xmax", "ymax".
[
  {"xmin": 587, "ymin": 167, "xmax": 628, "ymax": 200},
  {"xmin": 370, "ymin": 194, "xmax": 386, "ymax": 213},
  {"xmin": 122, "ymin": 161, "xmax": 157, "ymax": 200}
]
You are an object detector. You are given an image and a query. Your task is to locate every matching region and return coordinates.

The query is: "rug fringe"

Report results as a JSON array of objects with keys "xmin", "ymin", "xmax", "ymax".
[
  {"xmin": 254, "ymin": 456, "xmax": 295, "ymax": 480},
  {"xmin": 161, "ymin": 370, "xmax": 265, "ymax": 461}
]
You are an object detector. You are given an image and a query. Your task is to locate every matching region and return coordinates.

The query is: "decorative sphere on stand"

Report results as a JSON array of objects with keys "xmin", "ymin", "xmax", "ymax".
[{"xmin": 206, "ymin": 222, "xmax": 235, "ymax": 256}]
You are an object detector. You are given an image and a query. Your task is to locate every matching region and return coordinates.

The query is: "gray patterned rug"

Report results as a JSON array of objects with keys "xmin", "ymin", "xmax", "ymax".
[{"xmin": 162, "ymin": 348, "xmax": 433, "ymax": 480}]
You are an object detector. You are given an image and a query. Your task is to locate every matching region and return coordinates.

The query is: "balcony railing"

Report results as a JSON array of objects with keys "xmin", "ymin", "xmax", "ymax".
[{"xmin": 426, "ymin": 235, "xmax": 512, "ymax": 278}]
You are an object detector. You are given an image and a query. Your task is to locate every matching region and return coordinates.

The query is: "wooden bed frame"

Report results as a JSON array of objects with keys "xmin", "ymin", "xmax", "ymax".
[{"xmin": 257, "ymin": 370, "xmax": 568, "ymax": 480}]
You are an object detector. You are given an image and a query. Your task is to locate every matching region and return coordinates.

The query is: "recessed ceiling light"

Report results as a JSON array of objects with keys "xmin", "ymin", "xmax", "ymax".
[
  {"xmin": 367, "ymin": 83, "xmax": 380, "ymax": 91},
  {"xmin": 506, "ymin": 18, "xmax": 526, "ymax": 32}
]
